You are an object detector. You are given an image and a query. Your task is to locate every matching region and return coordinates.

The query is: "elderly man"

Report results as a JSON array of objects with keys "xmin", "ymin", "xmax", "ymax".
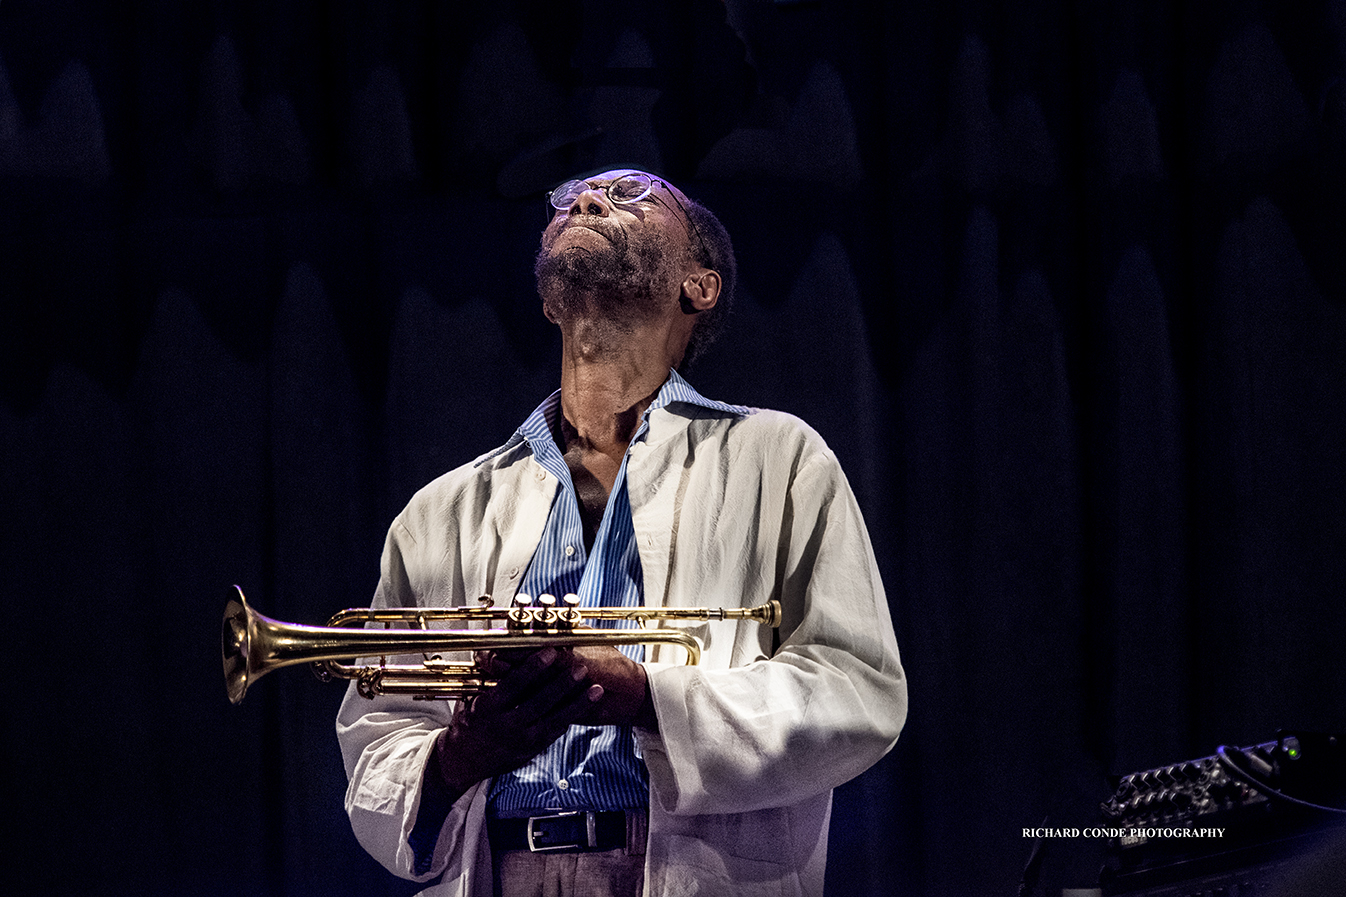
[{"xmin": 336, "ymin": 169, "xmax": 906, "ymax": 896}]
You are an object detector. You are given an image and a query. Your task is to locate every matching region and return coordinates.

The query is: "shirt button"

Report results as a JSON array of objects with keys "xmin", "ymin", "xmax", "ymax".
[
  {"xmin": 557, "ymin": 779, "xmax": 569, "ymax": 791},
  {"xmin": 535, "ymin": 470, "xmax": 546, "ymax": 481},
  {"xmin": 565, "ymin": 545, "xmax": 576, "ymax": 557},
  {"xmin": 508, "ymin": 568, "xmax": 519, "ymax": 579}
]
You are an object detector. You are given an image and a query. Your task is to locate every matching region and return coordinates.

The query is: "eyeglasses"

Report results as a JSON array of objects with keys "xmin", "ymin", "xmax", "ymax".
[{"xmin": 548, "ymin": 173, "xmax": 711, "ymax": 266}]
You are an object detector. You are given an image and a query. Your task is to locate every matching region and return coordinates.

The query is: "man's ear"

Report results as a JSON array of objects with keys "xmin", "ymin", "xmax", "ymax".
[{"xmin": 681, "ymin": 270, "xmax": 721, "ymax": 312}]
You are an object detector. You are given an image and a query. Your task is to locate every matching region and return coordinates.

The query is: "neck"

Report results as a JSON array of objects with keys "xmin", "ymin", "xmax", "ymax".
[{"xmin": 556, "ymin": 318, "xmax": 677, "ymax": 454}]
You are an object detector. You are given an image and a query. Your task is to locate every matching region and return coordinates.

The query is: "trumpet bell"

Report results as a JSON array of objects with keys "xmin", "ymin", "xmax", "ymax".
[{"xmin": 222, "ymin": 587, "xmax": 259, "ymax": 705}]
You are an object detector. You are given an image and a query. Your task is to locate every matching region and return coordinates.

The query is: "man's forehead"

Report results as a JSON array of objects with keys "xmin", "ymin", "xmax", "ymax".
[{"xmin": 586, "ymin": 168, "xmax": 649, "ymax": 184}]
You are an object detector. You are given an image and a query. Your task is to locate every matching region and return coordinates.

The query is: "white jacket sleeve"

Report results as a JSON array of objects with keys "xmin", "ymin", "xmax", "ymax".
[
  {"xmin": 334, "ymin": 516, "xmax": 486, "ymax": 885},
  {"xmin": 333, "ymin": 449, "xmax": 554, "ymax": 889},
  {"xmin": 637, "ymin": 442, "xmax": 906, "ymax": 817}
]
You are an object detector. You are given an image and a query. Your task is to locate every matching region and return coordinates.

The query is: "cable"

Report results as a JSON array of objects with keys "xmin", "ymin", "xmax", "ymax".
[{"xmin": 1215, "ymin": 745, "xmax": 1346, "ymax": 815}]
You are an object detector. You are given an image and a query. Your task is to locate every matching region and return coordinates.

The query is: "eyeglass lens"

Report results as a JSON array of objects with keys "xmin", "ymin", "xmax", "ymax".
[{"xmin": 549, "ymin": 175, "xmax": 652, "ymax": 210}]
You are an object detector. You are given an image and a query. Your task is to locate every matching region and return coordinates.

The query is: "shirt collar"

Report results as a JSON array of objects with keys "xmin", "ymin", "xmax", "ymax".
[{"xmin": 476, "ymin": 369, "xmax": 751, "ymax": 466}]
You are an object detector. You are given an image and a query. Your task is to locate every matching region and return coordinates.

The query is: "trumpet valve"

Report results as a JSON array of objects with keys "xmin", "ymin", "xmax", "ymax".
[
  {"xmin": 507, "ymin": 593, "xmax": 533, "ymax": 631},
  {"xmin": 558, "ymin": 593, "xmax": 582, "ymax": 630},
  {"xmin": 534, "ymin": 593, "xmax": 558, "ymax": 629}
]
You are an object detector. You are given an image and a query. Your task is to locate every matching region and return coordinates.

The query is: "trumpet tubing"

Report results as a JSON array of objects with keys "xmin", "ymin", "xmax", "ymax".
[{"xmin": 221, "ymin": 586, "xmax": 781, "ymax": 704}]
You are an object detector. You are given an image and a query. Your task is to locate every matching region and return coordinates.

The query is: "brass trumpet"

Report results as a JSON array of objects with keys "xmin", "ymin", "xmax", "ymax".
[{"xmin": 222, "ymin": 585, "xmax": 781, "ymax": 705}]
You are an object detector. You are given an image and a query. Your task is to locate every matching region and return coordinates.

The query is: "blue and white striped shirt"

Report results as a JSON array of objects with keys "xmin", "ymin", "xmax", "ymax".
[{"xmin": 482, "ymin": 370, "xmax": 750, "ymax": 818}]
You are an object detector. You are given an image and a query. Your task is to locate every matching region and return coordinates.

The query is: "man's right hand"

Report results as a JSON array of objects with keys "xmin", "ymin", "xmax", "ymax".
[{"xmin": 429, "ymin": 647, "xmax": 602, "ymax": 802}]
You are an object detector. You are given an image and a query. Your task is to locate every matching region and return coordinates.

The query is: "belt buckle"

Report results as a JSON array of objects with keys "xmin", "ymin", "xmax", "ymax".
[{"xmin": 526, "ymin": 810, "xmax": 598, "ymax": 852}]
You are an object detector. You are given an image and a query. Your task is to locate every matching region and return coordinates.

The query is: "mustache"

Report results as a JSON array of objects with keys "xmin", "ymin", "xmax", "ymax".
[{"xmin": 556, "ymin": 215, "xmax": 627, "ymax": 253}]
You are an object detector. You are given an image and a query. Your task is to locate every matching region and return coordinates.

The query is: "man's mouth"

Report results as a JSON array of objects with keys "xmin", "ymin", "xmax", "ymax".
[{"xmin": 561, "ymin": 217, "xmax": 622, "ymax": 246}]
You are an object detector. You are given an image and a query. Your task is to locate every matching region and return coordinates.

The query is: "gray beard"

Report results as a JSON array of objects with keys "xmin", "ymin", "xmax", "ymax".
[{"xmin": 535, "ymin": 222, "xmax": 675, "ymax": 331}]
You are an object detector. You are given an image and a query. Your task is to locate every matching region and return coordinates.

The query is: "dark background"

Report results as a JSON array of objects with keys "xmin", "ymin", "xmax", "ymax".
[{"xmin": 2, "ymin": 1, "xmax": 1344, "ymax": 895}]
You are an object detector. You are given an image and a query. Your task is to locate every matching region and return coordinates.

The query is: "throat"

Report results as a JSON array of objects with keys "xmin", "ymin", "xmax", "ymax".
[
  {"xmin": 564, "ymin": 447, "xmax": 620, "ymax": 551},
  {"xmin": 553, "ymin": 394, "xmax": 652, "ymax": 551}
]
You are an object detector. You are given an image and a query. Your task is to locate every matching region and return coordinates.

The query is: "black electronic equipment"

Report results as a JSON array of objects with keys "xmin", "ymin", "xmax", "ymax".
[{"xmin": 1097, "ymin": 732, "xmax": 1346, "ymax": 896}]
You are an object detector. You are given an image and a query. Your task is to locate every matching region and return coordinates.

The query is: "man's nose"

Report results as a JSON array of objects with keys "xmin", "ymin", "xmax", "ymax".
[{"xmin": 568, "ymin": 187, "xmax": 609, "ymax": 218}]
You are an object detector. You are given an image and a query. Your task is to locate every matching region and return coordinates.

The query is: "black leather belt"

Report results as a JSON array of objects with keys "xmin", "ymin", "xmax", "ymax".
[{"xmin": 488, "ymin": 810, "xmax": 633, "ymax": 853}]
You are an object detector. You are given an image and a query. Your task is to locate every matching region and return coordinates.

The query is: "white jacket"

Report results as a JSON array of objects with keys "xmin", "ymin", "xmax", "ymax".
[{"xmin": 336, "ymin": 401, "xmax": 907, "ymax": 896}]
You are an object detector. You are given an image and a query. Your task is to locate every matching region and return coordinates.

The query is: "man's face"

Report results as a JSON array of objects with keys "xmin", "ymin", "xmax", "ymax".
[{"xmin": 535, "ymin": 170, "xmax": 696, "ymax": 329}]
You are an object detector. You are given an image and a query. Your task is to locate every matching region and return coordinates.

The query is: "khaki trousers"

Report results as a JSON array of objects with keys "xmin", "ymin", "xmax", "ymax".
[{"xmin": 491, "ymin": 813, "xmax": 647, "ymax": 897}]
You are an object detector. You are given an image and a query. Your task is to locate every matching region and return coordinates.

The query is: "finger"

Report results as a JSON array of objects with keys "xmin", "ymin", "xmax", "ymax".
[
  {"xmin": 476, "ymin": 650, "xmax": 515, "ymax": 678},
  {"xmin": 481, "ymin": 646, "xmax": 530, "ymax": 673},
  {"xmin": 460, "ymin": 666, "xmax": 597, "ymax": 763},
  {"xmin": 504, "ymin": 659, "xmax": 592, "ymax": 725},
  {"xmin": 471, "ymin": 647, "xmax": 563, "ymax": 714},
  {"xmin": 523, "ymin": 680, "xmax": 605, "ymax": 745}
]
